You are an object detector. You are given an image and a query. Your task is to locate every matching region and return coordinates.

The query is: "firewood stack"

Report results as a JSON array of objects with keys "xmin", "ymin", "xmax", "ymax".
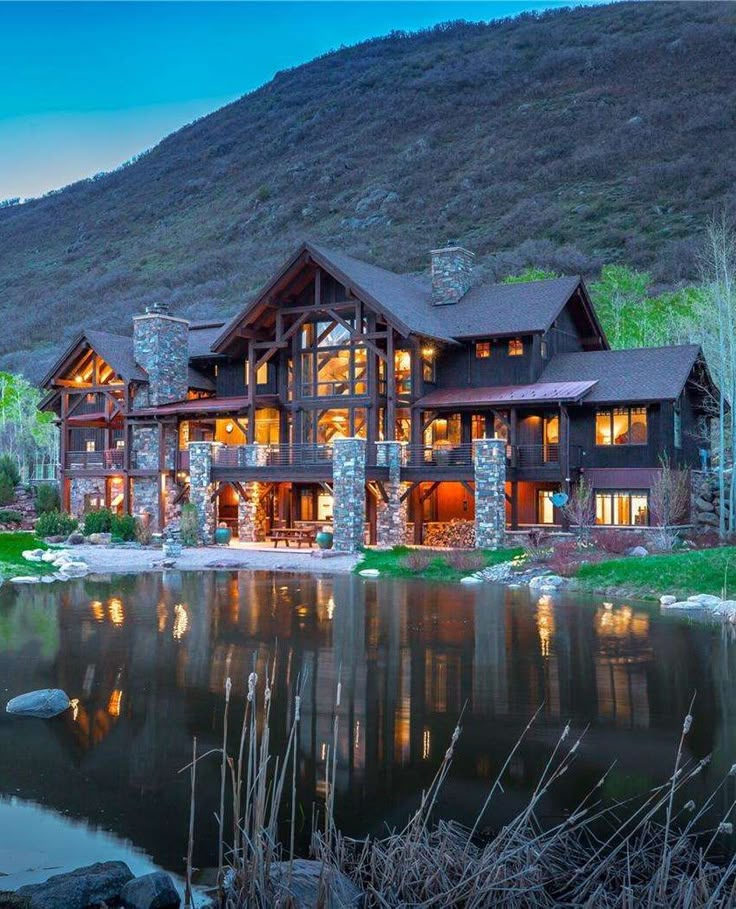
[{"xmin": 423, "ymin": 520, "xmax": 475, "ymax": 548}]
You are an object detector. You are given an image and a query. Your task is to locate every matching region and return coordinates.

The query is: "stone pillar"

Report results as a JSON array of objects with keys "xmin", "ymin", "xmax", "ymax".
[
  {"xmin": 375, "ymin": 441, "xmax": 408, "ymax": 548},
  {"xmin": 474, "ymin": 438, "xmax": 506, "ymax": 550},
  {"xmin": 237, "ymin": 444, "xmax": 268, "ymax": 542},
  {"xmin": 189, "ymin": 442, "xmax": 219, "ymax": 544},
  {"xmin": 332, "ymin": 438, "xmax": 366, "ymax": 553}
]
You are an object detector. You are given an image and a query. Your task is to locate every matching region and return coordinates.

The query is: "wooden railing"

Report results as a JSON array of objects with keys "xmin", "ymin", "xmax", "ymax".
[{"xmin": 65, "ymin": 449, "xmax": 125, "ymax": 470}]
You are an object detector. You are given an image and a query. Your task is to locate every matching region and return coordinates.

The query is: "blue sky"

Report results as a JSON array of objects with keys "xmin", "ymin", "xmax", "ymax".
[{"xmin": 0, "ymin": 1, "xmax": 601, "ymax": 200}]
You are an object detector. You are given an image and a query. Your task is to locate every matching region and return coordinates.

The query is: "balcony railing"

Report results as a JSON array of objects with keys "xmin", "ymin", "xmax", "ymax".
[
  {"xmin": 212, "ymin": 443, "xmax": 334, "ymax": 470},
  {"xmin": 403, "ymin": 443, "xmax": 475, "ymax": 469},
  {"xmin": 65, "ymin": 449, "xmax": 125, "ymax": 470},
  {"xmin": 513, "ymin": 444, "xmax": 560, "ymax": 468}
]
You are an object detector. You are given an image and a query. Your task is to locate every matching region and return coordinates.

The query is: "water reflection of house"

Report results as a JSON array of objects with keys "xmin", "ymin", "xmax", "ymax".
[{"xmin": 593, "ymin": 604, "xmax": 652, "ymax": 728}]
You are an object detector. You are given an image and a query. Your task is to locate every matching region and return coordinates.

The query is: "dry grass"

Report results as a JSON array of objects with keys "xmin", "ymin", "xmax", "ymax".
[{"xmin": 185, "ymin": 674, "xmax": 736, "ymax": 908}]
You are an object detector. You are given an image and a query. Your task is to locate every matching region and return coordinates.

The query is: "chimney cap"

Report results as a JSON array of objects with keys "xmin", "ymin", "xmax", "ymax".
[
  {"xmin": 430, "ymin": 244, "xmax": 475, "ymax": 257},
  {"xmin": 145, "ymin": 302, "xmax": 171, "ymax": 315}
]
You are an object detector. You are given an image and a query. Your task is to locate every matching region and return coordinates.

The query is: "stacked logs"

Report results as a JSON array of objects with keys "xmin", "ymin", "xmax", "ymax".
[{"xmin": 423, "ymin": 520, "xmax": 475, "ymax": 548}]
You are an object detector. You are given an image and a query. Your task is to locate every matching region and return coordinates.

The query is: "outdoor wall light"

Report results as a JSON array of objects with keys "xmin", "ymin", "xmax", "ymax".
[{"xmin": 225, "ymin": 421, "xmax": 234, "ymax": 433}]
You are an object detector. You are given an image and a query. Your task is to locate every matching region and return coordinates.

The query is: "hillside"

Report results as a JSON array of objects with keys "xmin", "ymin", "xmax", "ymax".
[{"xmin": 1, "ymin": 1, "xmax": 734, "ymax": 380}]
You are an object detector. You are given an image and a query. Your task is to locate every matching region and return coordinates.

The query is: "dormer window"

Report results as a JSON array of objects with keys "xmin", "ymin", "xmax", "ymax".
[
  {"xmin": 508, "ymin": 338, "xmax": 524, "ymax": 357},
  {"xmin": 475, "ymin": 341, "xmax": 491, "ymax": 359}
]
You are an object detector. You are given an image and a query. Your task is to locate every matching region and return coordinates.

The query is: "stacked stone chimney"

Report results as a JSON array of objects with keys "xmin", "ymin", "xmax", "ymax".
[
  {"xmin": 431, "ymin": 245, "xmax": 474, "ymax": 305},
  {"xmin": 133, "ymin": 303, "xmax": 189, "ymax": 408}
]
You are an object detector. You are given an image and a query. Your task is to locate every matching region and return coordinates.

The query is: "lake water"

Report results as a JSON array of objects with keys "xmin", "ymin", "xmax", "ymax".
[{"xmin": 1, "ymin": 571, "xmax": 735, "ymax": 885}]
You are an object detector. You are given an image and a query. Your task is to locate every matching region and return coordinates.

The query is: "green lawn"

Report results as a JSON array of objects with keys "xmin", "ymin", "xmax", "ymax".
[
  {"xmin": 0, "ymin": 532, "xmax": 52, "ymax": 579},
  {"xmin": 357, "ymin": 546, "xmax": 523, "ymax": 582},
  {"xmin": 575, "ymin": 546, "xmax": 736, "ymax": 599}
]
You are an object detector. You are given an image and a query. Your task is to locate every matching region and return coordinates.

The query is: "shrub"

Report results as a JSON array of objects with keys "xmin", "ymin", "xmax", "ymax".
[
  {"xmin": 445, "ymin": 550, "xmax": 486, "ymax": 572},
  {"xmin": 592, "ymin": 528, "xmax": 646, "ymax": 554},
  {"xmin": 400, "ymin": 550, "xmax": 434, "ymax": 573},
  {"xmin": 180, "ymin": 503, "xmax": 200, "ymax": 546},
  {"xmin": 111, "ymin": 513, "xmax": 136, "ymax": 541},
  {"xmin": 0, "ymin": 509, "xmax": 22, "ymax": 524},
  {"xmin": 35, "ymin": 484, "xmax": 60, "ymax": 514},
  {"xmin": 523, "ymin": 528, "xmax": 551, "ymax": 562},
  {"xmin": 36, "ymin": 510, "xmax": 77, "ymax": 538},
  {"xmin": 135, "ymin": 518, "xmax": 152, "ymax": 545},
  {"xmin": 547, "ymin": 540, "xmax": 580, "ymax": 577},
  {"xmin": 84, "ymin": 508, "xmax": 113, "ymax": 535},
  {"xmin": 0, "ymin": 455, "xmax": 21, "ymax": 488},
  {"xmin": 0, "ymin": 472, "xmax": 14, "ymax": 506}
]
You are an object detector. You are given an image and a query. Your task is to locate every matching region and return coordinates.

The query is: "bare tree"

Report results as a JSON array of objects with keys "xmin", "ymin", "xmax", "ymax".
[
  {"xmin": 562, "ymin": 478, "xmax": 596, "ymax": 539},
  {"xmin": 649, "ymin": 455, "xmax": 691, "ymax": 551}
]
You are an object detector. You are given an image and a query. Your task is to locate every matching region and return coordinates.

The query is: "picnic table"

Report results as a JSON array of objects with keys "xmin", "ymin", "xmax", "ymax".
[{"xmin": 269, "ymin": 527, "xmax": 315, "ymax": 548}]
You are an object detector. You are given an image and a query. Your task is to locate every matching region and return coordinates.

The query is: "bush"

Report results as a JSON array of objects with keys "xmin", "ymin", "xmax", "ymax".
[
  {"xmin": 592, "ymin": 529, "xmax": 646, "ymax": 554},
  {"xmin": 445, "ymin": 550, "xmax": 486, "ymax": 572},
  {"xmin": 135, "ymin": 518, "xmax": 152, "ymax": 545},
  {"xmin": 547, "ymin": 540, "xmax": 581, "ymax": 577},
  {"xmin": 0, "ymin": 509, "xmax": 22, "ymax": 524},
  {"xmin": 180, "ymin": 503, "xmax": 200, "ymax": 546},
  {"xmin": 36, "ymin": 510, "xmax": 77, "ymax": 538},
  {"xmin": 111, "ymin": 513, "xmax": 136, "ymax": 542},
  {"xmin": 35, "ymin": 484, "xmax": 60, "ymax": 514},
  {"xmin": 0, "ymin": 472, "xmax": 14, "ymax": 507},
  {"xmin": 0, "ymin": 455, "xmax": 21, "ymax": 488},
  {"xmin": 400, "ymin": 550, "xmax": 434, "ymax": 573},
  {"xmin": 84, "ymin": 508, "xmax": 113, "ymax": 535}
]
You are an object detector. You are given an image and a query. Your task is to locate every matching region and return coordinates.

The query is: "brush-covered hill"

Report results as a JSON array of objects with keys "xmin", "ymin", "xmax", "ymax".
[{"xmin": 1, "ymin": 0, "xmax": 734, "ymax": 380}]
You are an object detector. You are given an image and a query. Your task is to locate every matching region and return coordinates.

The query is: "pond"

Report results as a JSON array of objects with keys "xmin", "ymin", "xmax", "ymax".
[{"xmin": 0, "ymin": 570, "xmax": 735, "ymax": 886}]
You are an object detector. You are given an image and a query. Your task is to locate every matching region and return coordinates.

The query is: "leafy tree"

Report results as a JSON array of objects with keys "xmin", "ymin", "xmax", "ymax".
[
  {"xmin": 0, "ymin": 472, "xmax": 15, "ymax": 507},
  {"xmin": 180, "ymin": 503, "xmax": 200, "ymax": 546}
]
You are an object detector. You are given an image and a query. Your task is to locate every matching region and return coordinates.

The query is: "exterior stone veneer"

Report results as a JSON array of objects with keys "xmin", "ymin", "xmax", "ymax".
[
  {"xmin": 131, "ymin": 425, "xmax": 160, "ymax": 470},
  {"xmin": 189, "ymin": 442, "xmax": 220, "ymax": 543},
  {"xmin": 332, "ymin": 438, "xmax": 366, "ymax": 553},
  {"xmin": 132, "ymin": 307, "xmax": 189, "ymax": 407},
  {"xmin": 131, "ymin": 476, "xmax": 160, "ymax": 531},
  {"xmin": 431, "ymin": 246, "xmax": 474, "ymax": 305},
  {"xmin": 69, "ymin": 477, "xmax": 106, "ymax": 518},
  {"xmin": 237, "ymin": 444, "xmax": 269, "ymax": 542},
  {"xmin": 375, "ymin": 441, "xmax": 408, "ymax": 547},
  {"xmin": 474, "ymin": 438, "xmax": 506, "ymax": 549}
]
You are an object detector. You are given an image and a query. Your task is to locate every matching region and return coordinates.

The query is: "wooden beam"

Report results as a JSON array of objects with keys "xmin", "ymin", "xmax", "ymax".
[
  {"xmin": 420, "ymin": 481, "xmax": 440, "ymax": 504},
  {"xmin": 400, "ymin": 481, "xmax": 419, "ymax": 504}
]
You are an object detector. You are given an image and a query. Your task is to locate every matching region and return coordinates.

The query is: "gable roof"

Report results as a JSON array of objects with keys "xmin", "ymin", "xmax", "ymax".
[
  {"xmin": 539, "ymin": 345, "xmax": 703, "ymax": 403},
  {"xmin": 40, "ymin": 330, "xmax": 148, "ymax": 388},
  {"xmin": 214, "ymin": 241, "xmax": 602, "ymax": 351},
  {"xmin": 189, "ymin": 321, "xmax": 226, "ymax": 358}
]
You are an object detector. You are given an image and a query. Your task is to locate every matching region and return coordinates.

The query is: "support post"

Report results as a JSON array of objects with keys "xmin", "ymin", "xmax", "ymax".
[
  {"xmin": 332, "ymin": 437, "xmax": 367, "ymax": 553},
  {"xmin": 375, "ymin": 441, "xmax": 408, "ymax": 547},
  {"xmin": 189, "ymin": 441, "xmax": 220, "ymax": 544},
  {"xmin": 474, "ymin": 438, "xmax": 507, "ymax": 550},
  {"xmin": 238, "ymin": 444, "xmax": 268, "ymax": 541}
]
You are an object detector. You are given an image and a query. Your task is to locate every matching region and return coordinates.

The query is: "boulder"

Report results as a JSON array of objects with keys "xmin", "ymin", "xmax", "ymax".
[
  {"xmin": 460, "ymin": 575, "xmax": 482, "ymax": 585},
  {"xmin": 269, "ymin": 860, "xmax": 362, "ymax": 908},
  {"xmin": 41, "ymin": 550, "xmax": 65, "ymax": 563},
  {"xmin": 697, "ymin": 512, "xmax": 720, "ymax": 526},
  {"xmin": 695, "ymin": 497, "xmax": 715, "ymax": 512},
  {"xmin": 56, "ymin": 562, "xmax": 89, "ymax": 578},
  {"xmin": 16, "ymin": 862, "xmax": 133, "ymax": 909},
  {"xmin": 686, "ymin": 594, "xmax": 723, "ymax": 607},
  {"xmin": 66, "ymin": 532, "xmax": 85, "ymax": 545},
  {"xmin": 660, "ymin": 595, "xmax": 677, "ymax": 606},
  {"xmin": 660, "ymin": 601, "xmax": 695, "ymax": 610},
  {"xmin": 9, "ymin": 577, "xmax": 40, "ymax": 584},
  {"xmin": 529, "ymin": 574, "xmax": 564, "ymax": 589},
  {"xmin": 21, "ymin": 549, "xmax": 46, "ymax": 563},
  {"xmin": 626, "ymin": 546, "xmax": 649, "ymax": 557},
  {"xmin": 87, "ymin": 532, "xmax": 112, "ymax": 545},
  {"xmin": 7, "ymin": 689, "xmax": 70, "ymax": 718},
  {"xmin": 120, "ymin": 872, "xmax": 180, "ymax": 909}
]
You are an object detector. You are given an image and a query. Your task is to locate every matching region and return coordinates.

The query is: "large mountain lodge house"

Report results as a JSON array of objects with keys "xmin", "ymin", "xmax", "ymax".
[{"xmin": 40, "ymin": 242, "xmax": 716, "ymax": 550}]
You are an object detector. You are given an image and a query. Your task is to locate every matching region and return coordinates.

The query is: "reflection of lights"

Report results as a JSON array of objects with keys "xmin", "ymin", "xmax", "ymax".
[
  {"xmin": 70, "ymin": 698, "xmax": 80, "ymax": 721},
  {"xmin": 296, "ymin": 606, "xmax": 309, "ymax": 618},
  {"xmin": 355, "ymin": 719, "xmax": 360, "ymax": 749},
  {"xmin": 108, "ymin": 598, "xmax": 124, "ymax": 626},
  {"xmin": 320, "ymin": 742, "xmax": 328, "ymax": 761},
  {"xmin": 107, "ymin": 689, "xmax": 123, "ymax": 717},
  {"xmin": 90, "ymin": 601, "xmax": 104, "ymax": 622},
  {"xmin": 82, "ymin": 664, "xmax": 95, "ymax": 696},
  {"xmin": 157, "ymin": 601, "xmax": 167, "ymax": 633},
  {"xmin": 173, "ymin": 603, "xmax": 189, "ymax": 640},
  {"xmin": 536, "ymin": 595, "xmax": 555, "ymax": 658},
  {"xmin": 422, "ymin": 728, "xmax": 431, "ymax": 760},
  {"xmin": 595, "ymin": 604, "xmax": 649, "ymax": 639},
  {"xmin": 327, "ymin": 597, "xmax": 335, "ymax": 620}
]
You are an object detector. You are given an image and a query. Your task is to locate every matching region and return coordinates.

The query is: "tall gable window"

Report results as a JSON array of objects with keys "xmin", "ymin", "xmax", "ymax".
[
  {"xmin": 475, "ymin": 341, "xmax": 491, "ymax": 359},
  {"xmin": 508, "ymin": 338, "xmax": 524, "ymax": 357},
  {"xmin": 299, "ymin": 318, "xmax": 367, "ymax": 397},
  {"xmin": 595, "ymin": 407, "xmax": 647, "ymax": 446}
]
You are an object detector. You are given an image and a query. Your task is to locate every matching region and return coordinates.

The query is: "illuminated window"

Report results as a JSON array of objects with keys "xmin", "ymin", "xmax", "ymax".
[
  {"xmin": 508, "ymin": 338, "xmax": 524, "ymax": 356},
  {"xmin": 421, "ymin": 348, "xmax": 436, "ymax": 383},
  {"xmin": 595, "ymin": 407, "xmax": 648, "ymax": 445},
  {"xmin": 475, "ymin": 341, "xmax": 491, "ymax": 359},
  {"xmin": 472, "ymin": 415, "xmax": 487, "ymax": 439},
  {"xmin": 595, "ymin": 491, "xmax": 649, "ymax": 526},
  {"xmin": 244, "ymin": 361, "xmax": 269, "ymax": 386},
  {"xmin": 537, "ymin": 490, "xmax": 556, "ymax": 524},
  {"xmin": 86, "ymin": 440, "xmax": 96, "ymax": 452}
]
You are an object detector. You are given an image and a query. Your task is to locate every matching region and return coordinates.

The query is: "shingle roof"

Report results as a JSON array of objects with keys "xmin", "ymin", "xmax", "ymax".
[
  {"xmin": 189, "ymin": 321, "xmax": 226, "ymax": 358},
  {"xmin": 78, "ymin": 331, "xmax": 148, "ymax": 382},
  {"xmin": 214, "ymin": 242, "xmax": 594, "ymax": 350},
  {"xmin": 539, "ymin": 345, "xmax": 702, "ymax": 403}
]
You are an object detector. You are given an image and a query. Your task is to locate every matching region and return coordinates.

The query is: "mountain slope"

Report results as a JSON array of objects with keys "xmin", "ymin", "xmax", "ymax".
[{"xmin": 1, "ymin": 1, "xmax": 735, "ymax": 380}]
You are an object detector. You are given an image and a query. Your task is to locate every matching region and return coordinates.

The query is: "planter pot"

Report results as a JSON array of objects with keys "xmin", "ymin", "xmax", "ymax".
[
  {"xmin": 315, "ymin": 530, "xmax": 334, "ymax": 550},
  {"xmin": 214, "ymin": 526, "xmax": 232, "ymax": 546},
  {"xmin": 163, "ymin": 541, "xmax": 182, "ymax": 559}
]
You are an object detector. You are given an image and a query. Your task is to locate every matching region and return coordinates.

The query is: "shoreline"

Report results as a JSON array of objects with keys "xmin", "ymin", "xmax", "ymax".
[{"xmin": 68, "ymin": 543, "xmax": 360, "ymax": 576}]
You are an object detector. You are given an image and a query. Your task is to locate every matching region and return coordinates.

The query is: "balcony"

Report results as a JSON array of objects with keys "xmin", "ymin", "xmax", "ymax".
[
  {"xmin": 513, "ymin": 444, "xmax": 560, "ymax": 468},
  {"xmin": 65, "ymin": 449, "xmax": 125, "ymax": 471},
  {"xmin": 212, "ymin": 443, "xmax": 334, "ymax": 476},
  {"xmin": 403, "ymin": 443, "xmax": 474, "ymax": 470}
]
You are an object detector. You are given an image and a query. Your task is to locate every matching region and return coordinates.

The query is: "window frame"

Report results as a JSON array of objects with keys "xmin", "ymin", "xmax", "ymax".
[
  {"xmin": 475, "ymin": 341, "xmax": 491, "ymax": 359},
  {"xmin": 508, "ymin": 338, "xmax": 524, "ymax": 357},
  {"xmin": 594, "ymin": 406, "xmax": 648, "ymax": 446},
  {"xmin": 594, "ymin": 489, "xmax": 650, "ymax": 526}
]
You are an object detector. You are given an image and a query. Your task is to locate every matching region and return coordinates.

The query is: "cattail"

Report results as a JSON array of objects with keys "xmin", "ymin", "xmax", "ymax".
[
  {"xmin": 683, "ymin": 714, "xmax": 693, "ymax": 734},
  {"xmin": 684, "ymin": 800, "xmax": 695, "ymax": 812},
  {"xmin": 336, "ymin": 681, "xmax": 342, "ymax": 708},
  {"xmin": 247, "ymin": 672, "xmax": 258, "ymax": 702},
  {"xmin": 225, "ymin": 676, "xmax": 232, "ymax": 703},
  {"xmin": 562, "ymin": 722, "xmax": 571, "ymax": 740},
  {"xmin": 294, "ymin": 695, "xmax": 301, "ymax": 721},
  {"xmin": 718, "ymin": 822, "xmax": 733, "ymax": 835},
  {"xmin": 730, "ymin": 764, "xmax": 736, "ymax": 776}
]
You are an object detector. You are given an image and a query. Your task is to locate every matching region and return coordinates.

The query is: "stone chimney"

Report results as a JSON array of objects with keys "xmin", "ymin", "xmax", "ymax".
[
  {"xmin": 133, "ymin": 304, "xmax": 189, "ymax": 407},
  {"xmin": 431, "ymin": 245, "xmax": 474, "ymax": 305}
]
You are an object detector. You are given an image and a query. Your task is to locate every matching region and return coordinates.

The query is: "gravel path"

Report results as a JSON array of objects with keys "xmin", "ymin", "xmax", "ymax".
[{"xmin": 72, "ymin": 544, "xmax": 360, "ymax": 575}]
